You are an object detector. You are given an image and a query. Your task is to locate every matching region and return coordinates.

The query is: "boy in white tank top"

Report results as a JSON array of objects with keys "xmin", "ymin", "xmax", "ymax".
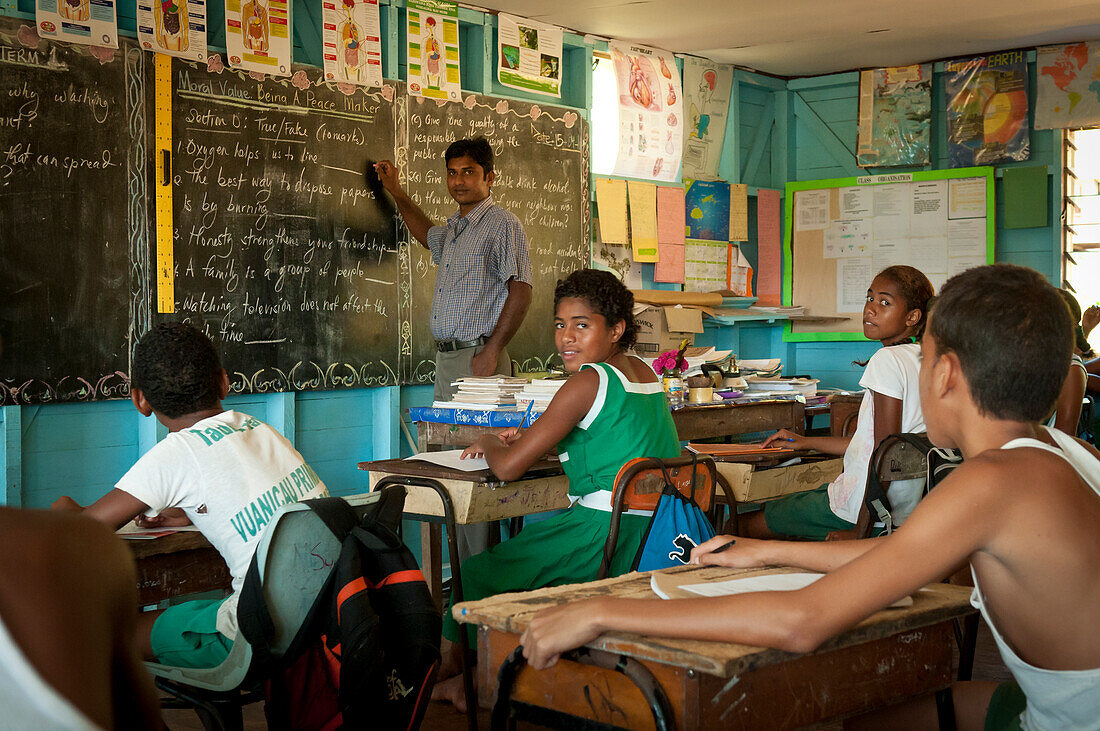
[{"xmin": 518, "ymin": 264, "xmax": 1100, "ymax": 730}]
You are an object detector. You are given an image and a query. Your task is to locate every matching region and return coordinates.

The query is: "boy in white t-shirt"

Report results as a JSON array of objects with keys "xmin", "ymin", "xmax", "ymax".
[{"xmin": 53, "ymin": 323, "xmax": 329, "ymax": 668}]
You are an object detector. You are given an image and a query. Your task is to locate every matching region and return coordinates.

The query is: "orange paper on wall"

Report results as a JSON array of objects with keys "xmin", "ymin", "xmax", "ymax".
[
  {"xmin": 756, "ymin": 189, "xmax": 782, "ymax": 306},
  {"xmin": 656, "ymin": 185, "xmax": 686, "ymax": 245},
  {"xmin": 655, "ymin": 243, "xmax": 686, "ymax": 283}
]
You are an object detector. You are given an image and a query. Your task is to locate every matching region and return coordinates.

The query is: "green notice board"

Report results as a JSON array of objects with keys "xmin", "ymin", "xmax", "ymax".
[{"xmin": 783, "ymin": 167, "xmax": 995, "ymax": 342}]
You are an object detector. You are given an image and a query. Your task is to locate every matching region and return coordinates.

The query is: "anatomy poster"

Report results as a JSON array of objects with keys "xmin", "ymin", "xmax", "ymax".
[
  {"xmin": 856, "ymin": 64, "xmax": 931, "ymax": 167},
  {"xmin": 681, "ymin": 56, "xmax": 732, "ymax": 179},
  {"xmin": 609, "ymin": 40, "xmax": 683, "ymax": 182},
  {"xmin": 36, "ymin": 0, "xmax": 118, "ymax": 48},
  {"xmin": 322, "ymin": 0, "xmax": 382, "ymax": 87},
  {"xmin": 497, "ymin": 13, "xmax": 562, "ymax": 97},
  {"xmin": 945, "ymin": 52, "xmax": 1029, "ymax": 167},
  {"xmin": 137, "ymin": 0, "xmax": 207, "ymax": 61},
  {"xmin": 225, "ymin": 0, "xmax": 291, "ymax": 76},
  {"xmin": 407, "ymin": 0, "xmax": 461, "ymax": 101}
]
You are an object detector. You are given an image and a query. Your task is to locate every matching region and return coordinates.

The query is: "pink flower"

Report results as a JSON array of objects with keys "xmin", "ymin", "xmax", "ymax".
[
  {"xmin": 653, "ymin": 350, "xmax": 687, "ymax": 375},
  {"xmin": 563, "ymin": 111, "xmax": 577, "ymax": 128},
  {"xmin": 381, "ymin": 84, "xmax": 394, "ymax": 101},
  {"xmin": 336, "ymin": 82, "xmax": 356, "ymax": 96},
  {"xmin": 17, "ymin": 25, "xmax": 40, "ymax": 50},
  {"xmin": 249, "ymin": 71, "xmax": 266, "ymax": 81},
  {"xmin": 291, "ymin": 70, "xmax": 310, "ymax": 90},
  {"xmin": 530, "ymin": 104, "xmax": 541, "ymax": 120},
  {"xmin": 495, "ymin": 99, "xmax": 510, "ymax": 114},
  {"xmin": 462, "ymin": 95, "xmax": 477, "ymax": 110},
  {"xmin": 207, "ymin": 54, "xmax": 225, "ymax": 73},
  {"xmin": 90, "ymin": 45, "xmax": 115, "ymax": 64}
]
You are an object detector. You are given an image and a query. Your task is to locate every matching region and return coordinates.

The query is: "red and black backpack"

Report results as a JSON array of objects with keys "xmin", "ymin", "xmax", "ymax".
[{"xmin": 239, "ymin": 487, "xmax": 441, "ymax": 730}]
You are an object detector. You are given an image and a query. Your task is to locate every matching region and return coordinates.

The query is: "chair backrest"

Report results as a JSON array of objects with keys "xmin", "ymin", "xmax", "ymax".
[{"xmin": 597, "ymin": 455, "xmax": 723, "ymax": 580}]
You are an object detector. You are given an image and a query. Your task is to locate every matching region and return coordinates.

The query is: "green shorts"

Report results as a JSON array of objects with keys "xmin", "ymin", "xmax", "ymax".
[
  {"xmin": 763, "ymin": 484, "xmax": 854, "ymax": 540},
  {"xmin": 150, "ymin": 598, "xmax": 234, "ymax": 669},
  {"xmin": 985, "ymin": 680, "xmax": 1025, "ymax": 731}
]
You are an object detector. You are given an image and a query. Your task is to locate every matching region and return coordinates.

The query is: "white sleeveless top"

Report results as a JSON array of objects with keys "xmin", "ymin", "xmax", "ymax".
[
  {"xmin": 0, "ymin": 613, "xmax": 101, "ymax": 730},
  {"xmin": 970, "ymin": 427, "xmax": 1100, "ymax": 730}
]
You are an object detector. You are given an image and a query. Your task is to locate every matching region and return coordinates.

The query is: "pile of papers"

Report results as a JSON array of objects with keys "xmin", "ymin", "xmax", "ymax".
[
  {"xmin": 749, "ymin": 304, "xmax": 805, "ymax": 316},
  {"xmin": 744, "ymin": 376, "xmax": 820, "ymax": 398},
  {"xmin": 516, "ymin": 378, "xmax": 567, "ymax": 412},
  {"xmin": 435, "ymin": 377, "xmax": 528, "ymax": 410},
  {"xmin": 641, "ymin": 346, "xmax": 734, "ymax": 377}
]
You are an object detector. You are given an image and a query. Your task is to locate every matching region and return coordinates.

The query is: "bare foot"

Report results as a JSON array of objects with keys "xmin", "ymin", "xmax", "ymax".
[{"xmin": 430, "ymin": 673, "xmax": 474, "ymax": 713}]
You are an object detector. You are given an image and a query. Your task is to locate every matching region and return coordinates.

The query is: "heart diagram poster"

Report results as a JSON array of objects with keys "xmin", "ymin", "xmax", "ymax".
[{"xmin": 609, "ymin": 40, "xmax": 683, "ymax": 182}]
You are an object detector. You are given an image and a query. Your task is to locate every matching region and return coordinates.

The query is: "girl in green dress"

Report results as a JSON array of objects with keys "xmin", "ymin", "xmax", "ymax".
[{"xmin": 433, "ymin": 268, "xmax": 680, "ymax": 709}]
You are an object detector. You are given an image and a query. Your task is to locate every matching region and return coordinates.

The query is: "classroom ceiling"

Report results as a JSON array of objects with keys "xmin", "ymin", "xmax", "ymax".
[{"xmin": 482, "ymin": 0, "xmax": 1100, "ymax": 77}]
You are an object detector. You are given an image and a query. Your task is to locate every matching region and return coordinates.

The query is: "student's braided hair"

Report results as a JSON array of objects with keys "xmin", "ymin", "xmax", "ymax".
[{"xmin": 554, "ymin": 269, "xmax": 637, "ymax": 350}]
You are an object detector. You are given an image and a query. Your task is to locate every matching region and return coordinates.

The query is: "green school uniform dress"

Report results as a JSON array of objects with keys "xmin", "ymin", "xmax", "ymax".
[{"xmin": 442, "ymin": 361, "xmax": 680, "ymax": 643}]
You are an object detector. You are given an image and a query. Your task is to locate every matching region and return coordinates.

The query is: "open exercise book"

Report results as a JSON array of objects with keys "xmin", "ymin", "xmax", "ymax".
[
  {"xmin": 116, "ymin": 521, "xmax": 202, "ymax": 540},
  {"xmin": 651, "ymin": 570, "xmax": 913, "ymax": 607}
]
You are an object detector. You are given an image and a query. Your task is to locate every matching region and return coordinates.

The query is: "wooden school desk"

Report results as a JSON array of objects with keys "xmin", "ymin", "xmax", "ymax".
[
  {"xmin": 357, "ymin": 458, "xmax": 570, "ymax": 607},
  {"xmin": 458, "ymin": 565, "xmax": 975, "ymax": 730},
  {"xmin": 125, "ymin": 532, "xmax": 230, "ymax": 606},
  {"xmin": 411, "ymin": 399, "xmax": 806, "ymax": 453}
]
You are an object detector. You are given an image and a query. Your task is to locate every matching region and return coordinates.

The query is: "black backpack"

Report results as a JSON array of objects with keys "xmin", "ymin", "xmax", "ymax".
[
  {"xmin": 239, "ymin": 488, "xmax": 441, "ymax": 730},
  {"xmin": 864, "ymin": 433, "xmax": 963, "ymax": 533}
]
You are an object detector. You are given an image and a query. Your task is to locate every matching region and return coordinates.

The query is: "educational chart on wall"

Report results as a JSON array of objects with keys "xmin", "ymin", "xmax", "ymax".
[
  {"xmin": 609, "ymin": 40, "xmax": 683, "ymax": 182},
  {"xmin": 35, "ymin": 0, "xmax": 118, "ymax": 47},
  {"xmin": 403, "ymin": 94, "xmax": 590, "ymax": 381},
  {"xmin": 0, "ymin": 19, "xmax": 143, "ymax": 404},
  {"xmin": 684, "ymin": 179, "xmax": 730, "ymax": 241},
  {"xmin": 1036, "ymin": 41, "xmax": 1100, "ymax": 130},
  {"xmin": 137, "ymin": 0, "xmax": 206, "ymax": 61},
  {"xmin": 321, "ymin": 0, "xmax": 382, "ymax": 87},
  {"xmin": 406, "ymin": 0, "xmax": 460, "ymax": 102},
  {"xmin": 681, "ymin": 56, "xmax": 732, "ymax": 179},
  {"xmin": 225, "ymin": 0, "xmax": 291, "ymax": 76},
  {"xmin": 784, "ymin": 169, "xmax": 994, "ymax": 341},
  {"xmin": 856, "ymin": 64, "xmax": 931, "ymax": 168},
  {"xmin": 161, "ymin": 59, "xmax": 402, "ymax": 392},
  {"xmin": 945, "ymin": 52, "xmax": 1029, "ymax": 167},
  {"xmin": 496, "ymin": 13, "xmax": 562, "ymax": 98}
]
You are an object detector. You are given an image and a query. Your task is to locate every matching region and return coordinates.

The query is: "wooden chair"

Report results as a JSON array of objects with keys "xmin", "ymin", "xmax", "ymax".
[
  {"xmin": 596, "ymin": 455, "xmax": 733, "ymax": 580},
  {"xmin": 828, "ymin": 433, "xmax": 930, "ymax": 541}
]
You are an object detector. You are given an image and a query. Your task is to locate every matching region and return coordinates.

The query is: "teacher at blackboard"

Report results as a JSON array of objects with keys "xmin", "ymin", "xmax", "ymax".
[{"xmin": 374, "ymin": 137, "xmax": 533, "ymax": 401}]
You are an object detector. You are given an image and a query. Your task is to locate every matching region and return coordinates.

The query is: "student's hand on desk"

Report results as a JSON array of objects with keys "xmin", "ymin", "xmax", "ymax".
[
  {"xmin": 690, "ymin": 535, "xmax": 768, "ymax": 568},
  {"xmin": 520, "ymin": 600, "xmax": 604, "ymax": 671},
  {"xmin": 761, "ymin": 428, "xmax": 808, "ymax": 450},
  {"xmin": 135, "ymin": 508, "xmax": 191, "ymax": 528},
  {"xmin": 50, "ymin": 496, "xmax": 83, "ymax": 513},
  {"xmin": 460, "ymin": 433, "xmax": 507, "ymax": 459}
]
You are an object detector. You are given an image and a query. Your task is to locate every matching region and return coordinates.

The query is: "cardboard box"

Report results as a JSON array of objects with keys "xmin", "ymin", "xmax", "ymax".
[
  {"xmin": 717, "ymin": 458, "xmax": 844, "ymax": 503},
  {"xmin": 632, "ymin": 305, "xmax": 705, "ymax": 355}
]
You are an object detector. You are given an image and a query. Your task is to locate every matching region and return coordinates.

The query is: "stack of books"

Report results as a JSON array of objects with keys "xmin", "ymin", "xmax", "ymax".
[
  {"xmin": 435, "ymin": 377, "xmax": 529, "ymax": 410},
  {"xmin": 749, "ymin": 304, "xmax": 805, "ymax": 316},
  {"xmin": 516, "ymin": 378, "xmax": 567, "ymax": 412}
]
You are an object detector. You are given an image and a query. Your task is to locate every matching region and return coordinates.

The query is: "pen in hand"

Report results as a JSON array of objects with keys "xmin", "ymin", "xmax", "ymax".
[{"xmin": 711, "ymin": 538, "xmax": 736, "ymax": 553}]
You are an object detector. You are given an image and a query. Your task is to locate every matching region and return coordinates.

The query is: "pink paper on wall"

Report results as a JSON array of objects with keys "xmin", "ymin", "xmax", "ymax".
[
  {"xmin": 654, "ymin": 243, "xmax": 685, "ymax": 283},
  {"xmin": 756, "ymin": 189, "xmax": 782, "ymax": 306},
  {"xmin": 656, "ymin": 186, "xmax": 686, "ymax": 245}
]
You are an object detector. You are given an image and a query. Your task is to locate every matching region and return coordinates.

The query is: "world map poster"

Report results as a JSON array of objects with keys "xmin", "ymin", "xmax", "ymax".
[{"xmin": 1036, "ymin": 41, "xmax": 1100, "ymax": 130}]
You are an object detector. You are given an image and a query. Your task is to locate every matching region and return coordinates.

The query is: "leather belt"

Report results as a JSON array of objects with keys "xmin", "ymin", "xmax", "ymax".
[{"xmin": 436, "ymin": 335, "xmax": 489, "ymax": 353}]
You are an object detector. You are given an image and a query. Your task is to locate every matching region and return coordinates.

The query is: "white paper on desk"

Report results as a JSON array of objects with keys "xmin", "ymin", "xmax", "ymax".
[
  {"xmin": 405, "ymin": 449, "xmax": 489, "ymax": 472},
  {"xmin": 116, "ymin": 521, "xmax": 202, "ymax": 539},
  {"xmin": 652, "ymin": 571, "xmax": 913, "ymax": 607}
]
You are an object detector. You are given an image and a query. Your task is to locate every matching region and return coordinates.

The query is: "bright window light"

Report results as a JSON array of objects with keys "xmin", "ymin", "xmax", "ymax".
[
  {"xmin": 591, "ymin": 55, "xmax": 619, "ymax": 175},
  {"xmin": 1064, "ymin": 128, "xmax": 1100, "ymax": 351}
]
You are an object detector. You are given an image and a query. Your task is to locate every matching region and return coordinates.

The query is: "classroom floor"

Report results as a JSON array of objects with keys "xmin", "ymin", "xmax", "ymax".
[{"xmin": 160, "ymin": 617, "xmax": 1013, "ymax": 730}]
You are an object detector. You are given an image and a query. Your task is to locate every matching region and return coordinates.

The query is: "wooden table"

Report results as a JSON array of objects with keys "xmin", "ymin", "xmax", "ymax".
[
  {"xmin": 459, "ymin": 565, "xmax": 975, "ymax": 730},
  {"xmin": 414, "ymin": 399, "xmax": 806, "ymax": 452},
  {"xmin": 805, "ymin": 393, "xmax": 864, "ymax": 436},
  {"xmin": 126, "ymin": 532, "xmax": 231, "ymax": 606}
]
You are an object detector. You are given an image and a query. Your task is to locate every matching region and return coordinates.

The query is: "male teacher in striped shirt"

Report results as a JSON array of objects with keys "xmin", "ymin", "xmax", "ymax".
[{"xmin": 374, "ymin": 137, "xmax": 532, "ymax": 559}]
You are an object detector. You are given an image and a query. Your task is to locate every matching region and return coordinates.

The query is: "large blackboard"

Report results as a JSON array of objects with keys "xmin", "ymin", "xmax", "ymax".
[
  {"xmin": 403, "ymin": 94, "xmax": 590, "ymax": 384},
  {"xmin": 0, "ymin": 20, "xmax": 145, "ymax": 404},
  {"xmin": 160, "ymin": 59, "xmax": 403, "ymax": 393},
  {"xmin": 0, "ymin": 13, "xmax": 591, "ymax": 404}
]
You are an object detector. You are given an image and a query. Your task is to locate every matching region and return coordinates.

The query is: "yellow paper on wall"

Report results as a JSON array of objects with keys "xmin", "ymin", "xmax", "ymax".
[
  {"xmin": 628, "ymin": 180, "xmax": 659, "ymax": 262},
  {"xmin": 595, "ymin": 178, "xmax": 629, "ymax": 245},
  {"xmin": 730, "ymin": 183, "xmax": 748, "ymax": 241}
]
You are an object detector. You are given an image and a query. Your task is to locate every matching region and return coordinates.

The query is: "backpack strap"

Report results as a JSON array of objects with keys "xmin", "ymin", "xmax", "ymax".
[{"xmin": 863, "ymin": 433, "xmax": 935, "ymax": 534}]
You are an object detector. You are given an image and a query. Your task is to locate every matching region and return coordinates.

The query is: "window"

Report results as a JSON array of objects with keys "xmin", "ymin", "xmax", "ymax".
[
  {"xmin": 590, "ymin": 54, "xmax": 618, "ymax": 176},
  {"xmin": 1063, "ymin": 128, "xmax": 1100, "ymax": 351}
]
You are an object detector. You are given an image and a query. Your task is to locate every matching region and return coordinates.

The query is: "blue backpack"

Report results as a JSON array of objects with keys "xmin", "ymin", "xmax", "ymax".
[{"xmin": 631, "ymin": 459, "xmax": 716, "ymax": 572}]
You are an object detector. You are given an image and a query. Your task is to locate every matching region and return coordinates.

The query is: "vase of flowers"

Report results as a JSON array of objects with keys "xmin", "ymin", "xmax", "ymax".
[{"xmin": 653, "ymin": 349, "xmax": 689, "ymax": 405}]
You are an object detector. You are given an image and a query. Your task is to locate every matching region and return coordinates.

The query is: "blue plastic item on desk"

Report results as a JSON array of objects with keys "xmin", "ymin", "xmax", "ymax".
[{"xmin": 408, "ymin": 407, "xmax": 544, "ymax": 427}]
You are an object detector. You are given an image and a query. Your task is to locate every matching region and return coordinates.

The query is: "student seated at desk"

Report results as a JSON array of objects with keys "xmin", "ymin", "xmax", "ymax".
[
  {"xmin": 0, "ymin": 508, "xmax": 163, "ymax": 729},
  {"xmin": 1048, "ymin": 289, "xmax": 1090, "ymax": 436},
  {"xmin": 521, "ymin": 264, "xmax": 1100, "ymax": 730},
  {"xmin": 752, "ymin": 265, "xmax": 934, "ymax": 538},
  {"xmin": 52, "ymin": 323, "xmax": 329, "ymax": 669},
  {"xmin": 434, "ymin": 268, "xmax": 680, "ymax": 708}
]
